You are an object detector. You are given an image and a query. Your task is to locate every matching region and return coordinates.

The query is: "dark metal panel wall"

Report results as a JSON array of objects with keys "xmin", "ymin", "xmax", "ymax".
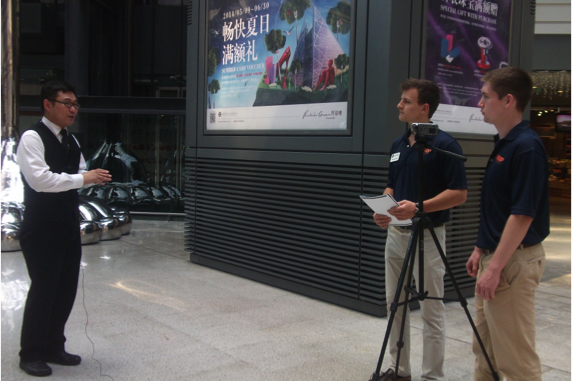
[
  {"xmin": 444, "ymin": 168, "xmax": 485, "ymax": 296},
  {"xmin": 359, "ymin": 165, "xmax": 389, "ymax": 306},
  {"xmin": 184, "ymin": 149, "xmax": 197, "ymax": 258},
  {"xmin": 187, "ymin": 157, "xmax": 363, "ymax": 296},
  {"xmin": 184, "ymin": 152, "xmax": 488, "ymax": 316}
]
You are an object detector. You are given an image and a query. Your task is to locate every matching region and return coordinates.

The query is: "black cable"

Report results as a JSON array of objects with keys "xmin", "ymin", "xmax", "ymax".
[{"xmin": 81, "ymin": 266, "xmax": 115, "ymax": 381}]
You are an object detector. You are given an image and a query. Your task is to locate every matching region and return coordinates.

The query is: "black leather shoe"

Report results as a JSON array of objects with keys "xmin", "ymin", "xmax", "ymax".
[
  {"xmin": 43, "ymin": 350, "xmax": 81, "ymax": 366},
  {"xmin": 369, "ymin": 368, "xmax": 411, "ymax": 381},
  {"xmin": 19, "ymin": 360, "xmax": 52, "ymax": 377}
]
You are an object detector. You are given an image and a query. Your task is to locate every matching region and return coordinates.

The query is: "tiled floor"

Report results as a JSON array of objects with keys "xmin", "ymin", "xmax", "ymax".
[{"xmin": 1, "ymin": 200, "xmax": 570, "ymax": 381}]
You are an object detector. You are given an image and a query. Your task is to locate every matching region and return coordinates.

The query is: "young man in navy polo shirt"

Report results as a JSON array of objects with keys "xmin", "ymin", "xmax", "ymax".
[
  {"xmin": 466, "ymin": 67, "xmax": 549, "ymax": 381},
  {"xmin": 372, "ymin": 79, "xmax": 467, "ymax": 381}
]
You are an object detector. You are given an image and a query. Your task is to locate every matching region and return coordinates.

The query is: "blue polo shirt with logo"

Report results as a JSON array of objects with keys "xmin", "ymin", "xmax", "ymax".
[
  {"xmin": 476, "ymin": 120, "xmax": 550, "ymax": 250},
  {"xmin": 387, "ymin": 128, "xmax": 467, "ymax": 225}
]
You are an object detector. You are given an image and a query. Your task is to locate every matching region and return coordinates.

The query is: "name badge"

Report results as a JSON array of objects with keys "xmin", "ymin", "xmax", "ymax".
[{"xmin": 390, "ymin": 153, "xmax": 400, "ymax": 162}]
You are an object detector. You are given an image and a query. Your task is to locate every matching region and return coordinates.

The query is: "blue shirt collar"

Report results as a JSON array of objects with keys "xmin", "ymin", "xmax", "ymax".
[{"xmin": 494, "ymin": 120, "xmax": 530, "ymax": 143}]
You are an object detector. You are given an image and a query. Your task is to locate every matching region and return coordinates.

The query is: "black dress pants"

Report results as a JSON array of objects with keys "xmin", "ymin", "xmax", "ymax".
[{"xmin": 19, "ymin": 219, "xmax": 82, "ymax": 362}]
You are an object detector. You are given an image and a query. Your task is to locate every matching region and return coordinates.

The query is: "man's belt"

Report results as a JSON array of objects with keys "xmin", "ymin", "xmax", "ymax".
[
  {"xmin": 482, "ymin": 243, "xmax": 539, "ymax": 256},
  {"xmin": 395, "ymin": 223, "xmax": 443, "ymax": 231}
]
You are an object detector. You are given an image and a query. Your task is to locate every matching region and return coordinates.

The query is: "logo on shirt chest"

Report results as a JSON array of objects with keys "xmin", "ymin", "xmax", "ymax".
[
  {"xmin": 424, "ymin": 148, "xmax": 432, "ymax": 155},
  {"xmin": 390, "ymin": 153, "xmax": 400, "ymax": 162},
  {"xmin": 495, "ymin": 154, "xmax": 505, "ymax": 164}
]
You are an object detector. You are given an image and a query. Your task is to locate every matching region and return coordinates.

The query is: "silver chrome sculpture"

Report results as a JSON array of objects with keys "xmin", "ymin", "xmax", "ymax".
[
  {"xmin": 1, "ymin": 137, "xmax": 24, "ymax": 204},
  {"xmin": 0, "ymin": 87, "xmax": 133, "ymax": 249},
  {"xmin": 84, "ymin": 126, "xmax": 183, "ymax": 211},
  {"xmin": 0, "ymin": 135, "xmax": 139, "ymax": 251},
  {"xmin": 1, "ymin": 225, "xmax": 21, "ymax": 252},
  {"xmin": 109, "ymin": 206, "xmax": 132, "ymax": 235},
  {"xmin": 83, "ymin": 196, "xmax": 132, "ymax": 235},
  {"xmin": 79, "ymin": 203, "xmax": 122, "ymax": 241},
  {"xmin": 79, "ymin": 182, "xmax": 181, "ymax": 209},
  {"xmin": 79, "ymin": 196, "xmax": 131, "ymax": 239},
  {"xmin": 0, "ymin": 138, "xmax": 133, "ymax": 251},
  {"xmin": 1, "ymin": 196, "xmax": 132, "ymax": 251},
  {"xmin": 79, "ymin": 221, "xmax": 102, "ymax": 245}
]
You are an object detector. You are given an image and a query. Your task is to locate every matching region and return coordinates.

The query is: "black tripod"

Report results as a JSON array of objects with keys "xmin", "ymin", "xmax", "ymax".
[{"xmin": 370, "ymin": 133, "xmax": 499, "ymax": 381}]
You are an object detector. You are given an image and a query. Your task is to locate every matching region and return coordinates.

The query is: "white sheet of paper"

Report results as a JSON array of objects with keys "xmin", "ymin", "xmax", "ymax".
[{"xmin": 360, "ymin": 194, "xmax": 413, "ymax": 226}]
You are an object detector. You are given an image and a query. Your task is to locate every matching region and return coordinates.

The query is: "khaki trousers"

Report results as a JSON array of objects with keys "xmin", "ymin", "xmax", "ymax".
[
  {"xmin": 385, "ymin": 225, "xmax": 446, "ymax": 381},
  {"xmin": 473, "ymin": 244, "xmax": 545, "ymax": 381}
]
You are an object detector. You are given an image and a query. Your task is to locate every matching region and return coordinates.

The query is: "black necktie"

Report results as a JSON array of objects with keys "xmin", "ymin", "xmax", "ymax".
[{"xmin": 60, "ymin": 129, "xmax": 69, "ymax": 151}]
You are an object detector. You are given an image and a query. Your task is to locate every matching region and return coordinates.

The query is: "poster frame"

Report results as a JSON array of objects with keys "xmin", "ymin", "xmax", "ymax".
[
  {"xmin": 201, "ymin": 0, "xmax": 358, "ymax": 136},
  {"xmin": 420, "ymin": 0, "xmax": 514, "ymax": 135}
]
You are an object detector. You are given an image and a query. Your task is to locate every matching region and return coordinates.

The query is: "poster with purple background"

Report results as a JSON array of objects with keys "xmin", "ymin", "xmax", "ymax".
[{"xmin": 425, "ymin": 0, "xmax": 512, "ymax": 134}]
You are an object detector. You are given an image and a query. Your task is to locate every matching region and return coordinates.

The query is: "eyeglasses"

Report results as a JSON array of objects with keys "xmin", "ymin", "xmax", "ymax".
[{"xmin": 50, "ymin": 99, "xmax": 81, "ymax": 109}]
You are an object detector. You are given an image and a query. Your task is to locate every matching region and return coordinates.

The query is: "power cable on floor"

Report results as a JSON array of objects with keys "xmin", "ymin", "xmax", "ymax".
[{"xmin": 81, "ymin": 266, "xmax": 115, "ymax": 381}]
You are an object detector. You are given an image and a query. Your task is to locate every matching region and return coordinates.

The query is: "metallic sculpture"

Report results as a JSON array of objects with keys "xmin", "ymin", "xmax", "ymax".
[
  {"xmin": 84, "ymin": 116, "xmax": 183, "ymax": 212},
  {"xmin": 78, "ymin": 201, "xmax": 122, "ymax": 241},
  {"xmin": 1, "ymin": 137, "xmax": 24, "ymax": 204},
  {"xmin": 1, "ymin": 197, "xmax": 132, "ymax": 251},
  {"xmin": 1, "ymin": 202, "xmax": 23, "ymax": 226},
  {"xmin": 105, "ymin": 184, "xmax": 131, "ymax": 205},
  {"xmin": 79, "ymin": 182, "xmax": 181, "ymax": 210},
  {"xmin": 87, "ymin": 139, "xmax": 148, "ymax": 183},
  {"xmin": 79, "ymin": 221, "xmax": 102, "ymax": 245},
  {"xmin": 0, "ymin": 136, "xmax": 132, "ymax": 251},
  {"xmin": 0, "ymin": 132, "xmax": 133, "ymax": 251},
  {"xmin": 0, "ymin": 113, "xmax": 132, "ymax": 251},
  {"xmin": 1, "ymin": 221, "xmax": 21, "ymax": 252},
  {"xmin": 110, "ymin": 207, "xmax": 133, "ymax": 235},
  {"xmin": 1, "ymin": 202, "xmax": 23, "ymax": 249},
  {"xmin": 80, "ymin": 196, "xmax": 132, "ymax": 236}
]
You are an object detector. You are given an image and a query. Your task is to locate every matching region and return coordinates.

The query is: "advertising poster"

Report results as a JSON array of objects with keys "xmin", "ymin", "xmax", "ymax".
[
  {"xmin": 206, "ymin": 0, "xmax": 352, "ymax": 131},
  {"xmin": 425, "ymin": 0, "xmax": 512, "ymax": 134}
]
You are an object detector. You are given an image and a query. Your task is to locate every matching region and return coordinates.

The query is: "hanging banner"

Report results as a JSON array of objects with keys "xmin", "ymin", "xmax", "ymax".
[
  {"xmin": 425, "ymin": 0, "xmax": 512, "ymax": 134},
  {"xmin": 206, "ymin": 0, "xmax": 352, "ymax": 131}
]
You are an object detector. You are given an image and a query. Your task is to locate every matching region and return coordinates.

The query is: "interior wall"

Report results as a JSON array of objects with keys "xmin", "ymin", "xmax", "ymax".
[{"xmin": 533, "ymin": 34, "xmax": 571, "ymax": 70}]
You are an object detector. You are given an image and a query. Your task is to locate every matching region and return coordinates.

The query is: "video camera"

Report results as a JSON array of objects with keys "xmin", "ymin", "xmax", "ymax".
[
  {"xmin": 411, "ymin": 122, "xmax": 439, "ymax": 136},
  {"xmin": 411, "ymin": 122, "xmax": 439, "ymax": 143}
]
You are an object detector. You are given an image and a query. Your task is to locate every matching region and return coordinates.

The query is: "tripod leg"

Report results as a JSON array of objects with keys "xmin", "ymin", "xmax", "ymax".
[
  {"xmin": 371, "ymin": 228, "xmax": 419, "ymax": 381},
  {"xmin": 389, "ymin": 230, "xmax": 423, "ymax": 379},
  {"xmin": 426, "ymin": 226, "xmax": 500, "ymax": 381}
]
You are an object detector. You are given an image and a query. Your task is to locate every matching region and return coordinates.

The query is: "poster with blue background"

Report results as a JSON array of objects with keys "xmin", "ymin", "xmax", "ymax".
[
  {"xmin": 425, "ymin": 0, "xmax": 511, "ymax": 134},
  {"xmin": 206, "ymin": 0, "xmax": 352, "ymax": 131}
]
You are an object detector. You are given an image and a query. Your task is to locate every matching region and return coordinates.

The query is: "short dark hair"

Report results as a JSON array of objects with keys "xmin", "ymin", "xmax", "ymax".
[
  {"xmin": 40, "ymin": 80, "xmax": 76, "ymax": 114},
  {"xmin": 400, "ymin": 78, "xmax": 441, "ymax": 118},
  {"xmin": 481, "ymin": 67, "xmax": 533, "ymax": 113}
]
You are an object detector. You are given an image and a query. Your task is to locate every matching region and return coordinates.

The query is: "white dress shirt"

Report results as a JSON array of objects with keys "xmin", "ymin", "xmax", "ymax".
[{"xmin": 16, "ymin": 116, "xmax": 87, "ymax": 193}]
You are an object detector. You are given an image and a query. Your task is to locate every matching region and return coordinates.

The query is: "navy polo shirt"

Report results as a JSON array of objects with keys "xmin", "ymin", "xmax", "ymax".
[
  {"xmin": 387, "ymin": 128, "xmax": 467, "ymax": 225},
  {"xmin": 476, "ymin": 120, "xmax": 550, "ymax": 250}
]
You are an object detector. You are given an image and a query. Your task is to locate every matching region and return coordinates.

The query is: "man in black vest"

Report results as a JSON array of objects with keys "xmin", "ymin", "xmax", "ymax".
[{"xmin": 16, "ymin": 80, "xmax": 111, "ymax": 377}]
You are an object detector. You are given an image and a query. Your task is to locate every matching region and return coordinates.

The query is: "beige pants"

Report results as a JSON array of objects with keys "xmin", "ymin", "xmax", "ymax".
[
  {"xmin": 385, "ymin": 225, "xmax": 446, "ymax": 381},
  {"xmin": 473, "ymin": 244, "xmax": 545, "ymax": 381}
]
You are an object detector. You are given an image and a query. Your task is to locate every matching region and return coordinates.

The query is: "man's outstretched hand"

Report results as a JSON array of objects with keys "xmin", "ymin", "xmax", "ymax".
[{"xmin": 82, "ymin": 169, "xmax": 111, "ymax": 186}]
